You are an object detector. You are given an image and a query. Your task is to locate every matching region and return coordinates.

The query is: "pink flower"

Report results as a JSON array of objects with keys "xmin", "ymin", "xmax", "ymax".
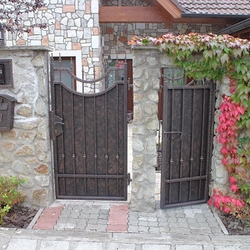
[
  {"xmin": 220, "ymin": 147, "xmax": 228, "ymax": 155},
  {"xmin": 229, "ymin": 175, "xmax": 237, "ymax": 184},
  {"xmin": 223, "ymin": 196, "xmax": 232, "ymax": 203},
  {"xmin": 230, "ymin": 184, "xmax": 239, "ymax": 193},
  {"xmin": 222, "ymin": 158, "xmax": 227, "ymax": 166},
  {"xmin": 207, "ymin": 198, "xmax": 213, "ymax": 206},
  {"xmin": 222, "ymin": 206, "xmax": 232, "ymax": 214}
]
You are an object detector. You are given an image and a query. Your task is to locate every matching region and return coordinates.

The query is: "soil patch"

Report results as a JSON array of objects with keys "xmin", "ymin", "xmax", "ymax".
[
  {"xmin": 217, "ymin": 210, "xmax": 250, "ymax": 235},
  {"xmin": 1, "ymin": 204, "xmax": 38, "ymax": 229}
]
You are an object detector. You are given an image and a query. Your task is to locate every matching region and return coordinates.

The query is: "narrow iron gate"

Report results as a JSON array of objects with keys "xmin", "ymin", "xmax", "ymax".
[
  {"xmin": 50, "ymin": 57, "xmax": 128, "ymax": 200},
  {"xmin": 160, "ymin": 67, "xmax": 215, "ymax": 208}
]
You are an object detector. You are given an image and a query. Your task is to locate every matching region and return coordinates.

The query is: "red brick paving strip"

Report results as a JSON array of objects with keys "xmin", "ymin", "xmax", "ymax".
[
  {"xmin": 106, "ymin": 202, "xmax": 129, "ymax": 232},
  {"xmin": 33, "ymin": 205, "xmax": 64, "ymax": 230}
]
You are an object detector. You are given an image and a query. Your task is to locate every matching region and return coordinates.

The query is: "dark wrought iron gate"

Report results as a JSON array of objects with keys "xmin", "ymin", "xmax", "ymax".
[
  {"xmin": 50, "ymin": 57, "xmax": 128, "ymax": 200},
  {"xmin": 160, "ymin": 67, "xmax": 215, "ymax": 208}
]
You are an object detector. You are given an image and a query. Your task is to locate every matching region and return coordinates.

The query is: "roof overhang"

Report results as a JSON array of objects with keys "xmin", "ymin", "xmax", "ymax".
[
  {"xmin": 218, "ymin": 18, "xmax": 250, "ymax": 37},
  {"xmin": 99, "ymin": 1, "xmax": 247, "ymax": 25},
  {"xmin": 99, "ymin": 0, "xmax": 181, "ymax": 23}
]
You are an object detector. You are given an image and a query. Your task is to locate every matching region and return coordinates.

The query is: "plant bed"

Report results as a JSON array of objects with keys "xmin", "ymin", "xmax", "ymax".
[
  {"xmin": 216, "ymin": 206, "xmax": 250, "ymax": 235},
  {"xmin": 1, "ymin": 204, "xmax": 38, "ymax": 229}
]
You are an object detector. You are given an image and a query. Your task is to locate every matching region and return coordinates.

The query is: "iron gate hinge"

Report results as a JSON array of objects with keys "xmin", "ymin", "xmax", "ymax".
[
  {"xmin": 128, "ymin": 78, "xmax": 133, "ymax": 90},
  {"xmin": 127, "ymin": 173, "xmax": 132, "ymax": 185}
]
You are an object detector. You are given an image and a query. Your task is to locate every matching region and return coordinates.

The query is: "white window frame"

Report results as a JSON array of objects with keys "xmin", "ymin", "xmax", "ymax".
[{"xmin": 50, "ymin": 50, "xmax": 83, "ymax": 92}]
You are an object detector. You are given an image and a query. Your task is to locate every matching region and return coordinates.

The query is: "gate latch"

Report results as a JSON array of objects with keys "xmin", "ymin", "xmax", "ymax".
[
  {"xmin": 50, "ymin": 111, "xmax": 64, "ymax": 140},
  {"xmin": 127, "ymin": 173, "xmax": 132, "ymax": 185}
]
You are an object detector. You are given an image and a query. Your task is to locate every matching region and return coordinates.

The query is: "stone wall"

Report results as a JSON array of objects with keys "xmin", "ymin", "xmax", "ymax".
[
  {"xmin": 210, "ymin": 77, "xmax": 231, "ymax": 194},
  {"xmin": 5, "ymin": 0, "xmax": 101, "ymax": 80},
  {"xmin": 0, "ymin": 46, "xmax": 52, "ymax": 208},
  {"xmin": 101, "ymin": 22, "xmax": 227, "ymax": 56},
  {"xmin": 130, "ymin": 46, "xmax": 174, "ymax": 212}
]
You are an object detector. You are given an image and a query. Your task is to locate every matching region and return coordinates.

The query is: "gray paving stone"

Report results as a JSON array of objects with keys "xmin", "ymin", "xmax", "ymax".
[
  {"xmin": 6, "ymin": 239, "xmax": 38, "ymax": 250},
  {"xmin": 106, "ymin": 243, "xmax": 136, "ymax": 250},
  {"xmin": 214, "ymin": 246, "xmax": 242, "ymax": 250},
  {"xmin": 54, "ymin": 224, "xmax": 65, "ymax": 230},
  {"xmin": 70, "ymin": 211, "xmax": 80, "ymax": 218},
  {"xmin": 70, "ymin": 242, "xmax": 103, "ymax": 250},
  {"xmin": 142, "ymin": 245, "xmax": 171, "ymax": 250},
  {"xmin": 159, "ymin": 227, "xmax": 171, "ymax": 233},
  {"xmin": 175, "ymin": 245, "xmax": 203, "ymax": 250},
  {"xmin": 138, "ymin": 226, "xmax": 149, "ymax": 233},
  {"xmin": 40, "ymin": 240, "xmax": 70, "ymax": 250},
  {"xmin": 148, "ymin": 227, "xmax": 161, "ymax": 233},
  {"xmin": 128, "ymin": 226, "xmax": 139, "ymax": 233},
  {"xmin": 60, "ymin": 210, "xmax": 72, "ymax": 217},
  {"xmin": 203, "ymin": 246, "xmax": 215, "ymax": 250},
  {"xmin": 138, "ymin": 221, "xmax": 149, "ymax": 227},
  {"xmin": 78, "ymin": 213, "xmax": 91, "ymax": 219},
  {"xmin": 147, "ymin": 221, "xmax": 158, "ymax": 227},
  {"xmin": 87, "ymin": 219, "xmax": 99, "ymax": 225}
]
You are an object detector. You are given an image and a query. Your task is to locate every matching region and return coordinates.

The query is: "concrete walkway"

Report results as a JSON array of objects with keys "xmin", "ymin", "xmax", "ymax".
[{"xmin": 1, "ymin": 200, "xmax": 250, "ymax": 249}]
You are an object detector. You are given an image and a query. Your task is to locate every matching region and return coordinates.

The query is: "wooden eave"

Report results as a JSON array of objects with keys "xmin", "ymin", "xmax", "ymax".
[
  {"xmin": 99, "ymin": 6, "xmax": 172, "ymax": 23},
  {"xmin": 154, "ymin": 0, "xmax": 182, "ymax": 19}
]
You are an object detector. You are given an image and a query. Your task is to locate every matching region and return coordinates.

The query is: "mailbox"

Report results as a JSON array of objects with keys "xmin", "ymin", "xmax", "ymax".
[
  {"xmin": 0, "ymin": 94, "xmax": 16, "ymax": 131},
  {"xmin": 0, "ymin": 59, "xmax": 13, "ymax": 88}
]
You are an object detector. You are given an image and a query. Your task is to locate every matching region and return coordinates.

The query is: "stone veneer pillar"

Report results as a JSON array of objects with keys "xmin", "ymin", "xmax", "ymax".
[
  {"xmin": 130, "ymin": 47, "xmax": 174, "ymax": 212},
  {"xmin": 0, "ymin": 46, "xmax": 52, "ymax": 208}
]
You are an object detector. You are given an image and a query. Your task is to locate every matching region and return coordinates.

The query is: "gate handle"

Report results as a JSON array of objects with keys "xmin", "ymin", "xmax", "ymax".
[
  {"xmin": 54, "ymin": 121, "xmax": 64, "ymax": 125},
  {"xmin": 164, "ymin": 131, "xmax": 182, "ymax": 139}
]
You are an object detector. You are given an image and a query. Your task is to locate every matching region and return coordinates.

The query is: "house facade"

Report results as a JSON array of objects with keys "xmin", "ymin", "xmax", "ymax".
[{"xmin": 4, "ymin": 0, "xmax": 250, "ymax": 85}]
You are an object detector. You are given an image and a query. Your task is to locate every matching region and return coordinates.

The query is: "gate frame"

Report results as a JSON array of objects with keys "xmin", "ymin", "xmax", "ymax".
[
  {"xmin": 160, "ymin": 68, "xmax": 216, "ymax": 209},
  {"xmin": 49, "ymin": 56, "xmax": 129, "ymax": 200}
]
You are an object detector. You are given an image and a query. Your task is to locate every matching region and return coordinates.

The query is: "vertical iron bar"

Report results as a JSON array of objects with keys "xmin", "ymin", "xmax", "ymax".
[
  {"xmin": 93, "ymin": 66, "xmax": 96, "ymax": 93},
  {"xmin": 70, "ymin": 57, "xmax": 73, "ymax": 89},
  {"xmin": 71, "ymin": 93, "xmax": 76, "ymax": 195},
  {"xmin": 123, "ymin": 61, "xmax": 128, "ymax": 199},
  {"xmin": 59, "ymin": 84, "xmax": 66, "ymax": 195},
  {"xmin": 199, "ymin": 88, "xmax": 206, "ymax": 199},
  {"xmin": 116, "ymin": 76, "xmax": 119, "ymax": 196},
  {"xmin": 82, "ymin": 97, "xmax": 87, "ymax": 195},
  {"xmin": 82, "ymin": 66, "xmax": 85, "ymax": 93},
  {"xmin": 205, "ymin": 81, "xmax": 215, "ymax": 201},
  {"xmin": 169, "ymin": 89, "xmax": 175, "ymax": 203},
  {"xmin": 59, "ymin": 54, "xmax": 62, "ymax": 82},
  {"xmin": 179, "ymin": 88, "xmax": 185, "ymax": 202},
  {"xmin": 105, "ymin": 91, "xmax": 109, "ymax": 196},
  {"xmin": 93, "ymin": 96, "xmax": 98, "ymax": 195},
  {"xmin": 189, "ymin": 89, "xmax": 195, "ymax": 201},
  {"xmin": 169, "ymin": 69, "xmax": 175, "ymax": 203}
]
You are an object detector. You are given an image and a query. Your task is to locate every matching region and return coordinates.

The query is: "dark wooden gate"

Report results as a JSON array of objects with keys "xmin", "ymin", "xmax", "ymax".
[
  {"xmin": 50, "ymin": 57, "xmax": 128, "ymax": 200},
  {"xmin": 160, "ymin": 67, "xmax": 215, "ymax": 208}
]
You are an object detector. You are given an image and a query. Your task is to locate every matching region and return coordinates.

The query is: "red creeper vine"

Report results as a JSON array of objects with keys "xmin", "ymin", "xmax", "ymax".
[{"xmin": 217, "ymin": 95, "xmax": 245, "ymax": 173}]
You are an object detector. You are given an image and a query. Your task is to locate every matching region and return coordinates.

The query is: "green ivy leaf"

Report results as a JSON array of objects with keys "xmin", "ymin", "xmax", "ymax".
[{"xmin": 220, "ymin": 53, "xmax": 229, "ymax": 65}]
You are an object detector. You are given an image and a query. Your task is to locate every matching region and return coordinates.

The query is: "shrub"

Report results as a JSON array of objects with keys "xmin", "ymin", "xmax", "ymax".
[{"xmin": 0, "ymin": 176, "xmax": 26, "ymax": 224}]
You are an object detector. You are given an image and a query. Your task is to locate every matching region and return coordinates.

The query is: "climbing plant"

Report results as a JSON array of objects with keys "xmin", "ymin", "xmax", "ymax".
[{"xmin": 129, "ymin": 33, "xmax": 250, "ymax": 217}]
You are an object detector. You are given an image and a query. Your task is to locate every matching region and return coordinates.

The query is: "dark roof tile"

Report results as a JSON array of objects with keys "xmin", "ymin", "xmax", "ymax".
[{"xmin": 176, "ymin": 0, "xmax": 250, "ymax": 16}]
